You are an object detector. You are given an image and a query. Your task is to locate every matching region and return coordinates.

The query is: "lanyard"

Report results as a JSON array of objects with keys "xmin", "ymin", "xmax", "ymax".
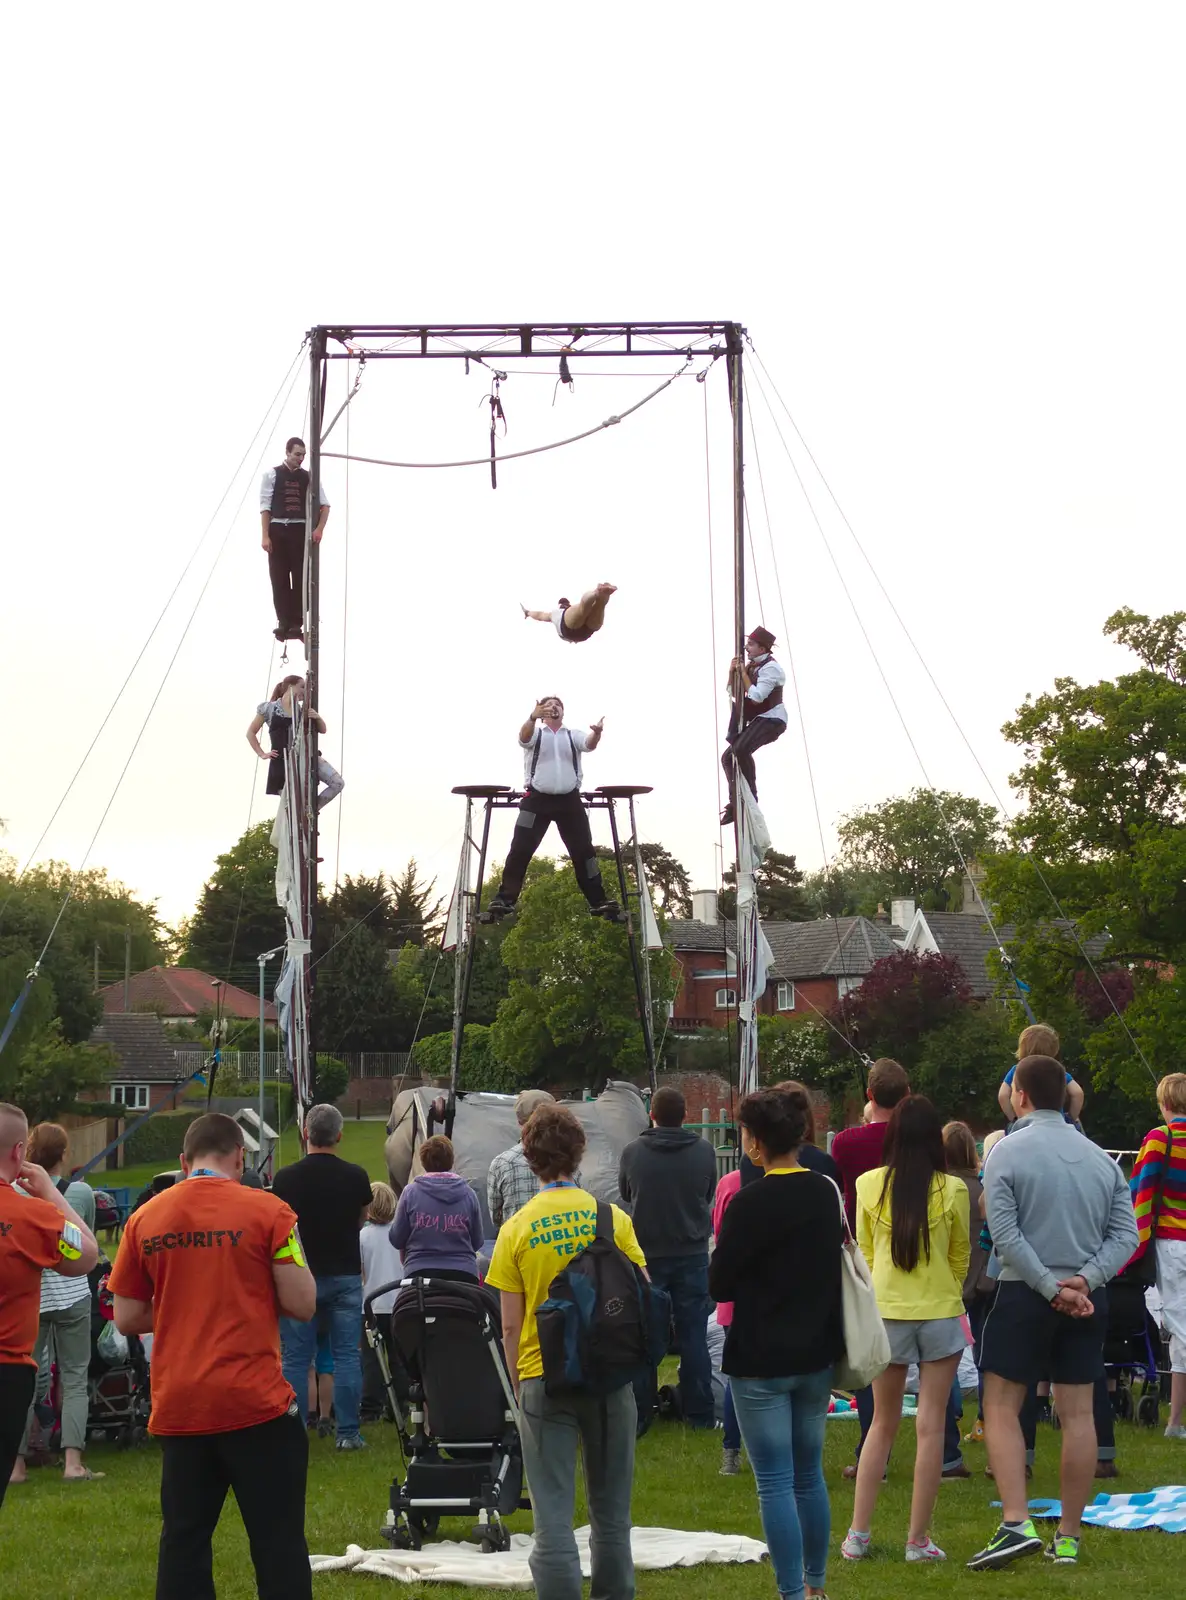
[
  {"xmin": 189, "ymin": 1168, "xmax": 231, "ymax": 1181},
  {"xmin": 539, "ymin": 1180, "xmax": 579, "ymax": 1192}
]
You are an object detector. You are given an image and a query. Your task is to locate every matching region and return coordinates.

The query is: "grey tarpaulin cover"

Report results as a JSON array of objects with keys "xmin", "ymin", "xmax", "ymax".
[{"xmin": 385, "ymin": 1081, "xmax": 649, "ymax": 1237}]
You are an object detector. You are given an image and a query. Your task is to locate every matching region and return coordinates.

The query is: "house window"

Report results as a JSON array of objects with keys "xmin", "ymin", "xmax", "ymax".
[
  {"xmin": 112, "ymin": 1084, "xmax": 150, "ymax": 1110},
  {"xmin": 714, "ymin": 988, "xmax": 737, "ymax": 1008},
  {"xmin": 777, "ymin": 981, "xmax": 796, "ymax": 1012},
  {"xmin": 836, "ymin": 975, "xmax": 861, "ymax": 999}
]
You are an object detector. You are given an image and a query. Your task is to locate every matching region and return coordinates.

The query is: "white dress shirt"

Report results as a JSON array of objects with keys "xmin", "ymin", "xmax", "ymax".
[
  {"xmin": 746, "ymin": 654, "xmax": 788, "ymax": 724},
  {"xmin": 521, "ymin": 724, "xmax": 590, "ymax": 793},
  {"xmin": 260, "ymin": 467, "xmax": 331, "ymax": 518}
]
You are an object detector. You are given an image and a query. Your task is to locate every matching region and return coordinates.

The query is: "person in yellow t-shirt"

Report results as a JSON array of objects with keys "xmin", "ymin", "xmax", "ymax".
[
  {"xmin": 843, "ymin": 1094, "xmax": 970, "ymax": 1568},
  {"xmin": 486, "ymin": 1102, "xmax": 645, "ymax": 1600}
]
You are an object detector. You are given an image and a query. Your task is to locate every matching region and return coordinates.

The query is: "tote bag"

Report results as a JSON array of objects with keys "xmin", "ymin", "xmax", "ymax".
[{"xmin": 825, "ymin": 1177, "xmax": 891, "ymax": 1390}]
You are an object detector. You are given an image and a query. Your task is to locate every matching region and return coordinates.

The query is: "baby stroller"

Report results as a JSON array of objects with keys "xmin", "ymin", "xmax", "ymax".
[
  {"xmin": 363, "ymin": 1277, "xmax": 526, "ymax": 1553},
  {"xmin": 1105, "ymin": 1269, "xmax": 1164, "ymax": 1428},
  {"xmin": 87, "ymin": 1262, "xmax": 151, "ymax": 1446}
]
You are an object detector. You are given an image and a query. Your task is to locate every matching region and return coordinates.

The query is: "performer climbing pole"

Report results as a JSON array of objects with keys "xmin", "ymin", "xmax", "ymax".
[
  {"xmin": 521, "ymin": 582, "xmax": 618, "ymax": 642},
  {"xmin": 247, "ymin": 676, "xmax": 344, "ymax": 809},
  {"xmin": 260, "ymin": 436, "xmax": 330, "ymax": 644},
  {"xmin": 719, "ymin": 626, "xmax": 787, "ymax": 827},
  {"xmin": 478, "ymin": 697, "xmax": 625, "ymax": 924}
]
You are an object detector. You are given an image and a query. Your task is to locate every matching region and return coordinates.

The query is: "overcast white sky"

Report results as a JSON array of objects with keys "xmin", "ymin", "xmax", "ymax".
[{"xmin": 2, "ymin": 4, "xmax": 1182, "ymax": 938}]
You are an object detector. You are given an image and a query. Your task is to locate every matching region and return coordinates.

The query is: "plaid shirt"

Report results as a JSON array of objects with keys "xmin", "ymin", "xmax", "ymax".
[{"xmin": 487, "ymin": 1142, "xmax": 540, "ymax": 1229}]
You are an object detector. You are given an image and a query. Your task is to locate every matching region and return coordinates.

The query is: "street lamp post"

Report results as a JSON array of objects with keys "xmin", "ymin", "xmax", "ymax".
[{"xmin": 257, "ymin": 945, "xmax": 286, "ymax": 1172}]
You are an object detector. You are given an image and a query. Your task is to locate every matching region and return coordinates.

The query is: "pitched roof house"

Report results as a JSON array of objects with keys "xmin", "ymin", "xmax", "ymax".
[
  {"xmin": 96, "ymin": 966, "xmax": 276, "ymax": 1026},
  {"xmin": 88, "ymin": 1012, "xmax": 194, "ymax": 1113}
]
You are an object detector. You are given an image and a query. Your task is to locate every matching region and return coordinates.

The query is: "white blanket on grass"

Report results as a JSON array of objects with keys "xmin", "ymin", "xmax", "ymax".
[{"xmin": 311, "ymin": 1526, "xmax": 768, "ymax": 1587}]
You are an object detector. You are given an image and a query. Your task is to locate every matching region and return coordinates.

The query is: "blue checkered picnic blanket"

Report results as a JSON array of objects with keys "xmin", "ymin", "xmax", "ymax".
[{"xmin": 1024, "ymin": 1486, "xmax": 1186, "ymax": 1533}]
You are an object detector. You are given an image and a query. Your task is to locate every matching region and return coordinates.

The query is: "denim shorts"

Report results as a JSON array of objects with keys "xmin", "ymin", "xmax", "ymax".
[{"xmin": 885, "ymin": 1315, "xmax": 968, "ymax": 1366}]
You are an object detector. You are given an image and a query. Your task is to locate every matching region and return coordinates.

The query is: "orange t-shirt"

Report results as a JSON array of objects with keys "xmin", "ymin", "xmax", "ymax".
[
  {"xmin": 0, "ymin": 1181, "xmax": 79, "ymax": 1366},
  {"xmin": 108, "ymin": 1175, "xmax": 302, "ymax": 1435}
]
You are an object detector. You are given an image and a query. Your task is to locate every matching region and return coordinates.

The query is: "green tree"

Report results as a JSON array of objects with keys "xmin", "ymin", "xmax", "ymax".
[
  {"xmin": 182, "ymin": 823, "xmax": 285, "ymax": 985},
  {"xmin": 316, "ymin": 924, "xmax": 402, "ymax": 1051},
  {"xmin": 4, "ymin": 1019, "xmax": 115, "ymax": 1121},
  {"xmin": 986, "ymin": 607, "xmax": 1186, "ymax": 1113},
  {"xmin": 388, "ymin": 859, "xmax": 443, "ymax": 949},
  {"xmin": 411, "ymin": 1024, "xmax": 519, "ymax": 1092},
  {"xmin": 593, "ymin": 841, "xmax": 693, "ymax": 917},
  {"xmin": 719, "ymin": 850, "xmax": 813, "ymax": 922},
  {"xmin": 491, "ymin": 862, "xmax": 679, "ymax": 1091},
  {"xmin": 756, "ymin": 1015, "xmax": 831, "ymax": 1084},
  {"xmin": 837, "ymin": 788, "xmax": 1002, "ymax": 910},
  {"xmin": 911, "ymin": 1004, "xmax": 1015, "ymax": 1122}
]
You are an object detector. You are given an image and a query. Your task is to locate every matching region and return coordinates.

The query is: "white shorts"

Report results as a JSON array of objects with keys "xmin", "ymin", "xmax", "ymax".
[{"xmin": 1156, "ymin": 1237, "xmax": 1186, "ymax": 1373}]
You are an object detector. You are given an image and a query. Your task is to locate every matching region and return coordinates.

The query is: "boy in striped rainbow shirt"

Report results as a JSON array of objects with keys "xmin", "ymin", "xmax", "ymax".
[{"xmin": 1130, "ymin": 1072, "xmax": 1186, "ymax": 1440}]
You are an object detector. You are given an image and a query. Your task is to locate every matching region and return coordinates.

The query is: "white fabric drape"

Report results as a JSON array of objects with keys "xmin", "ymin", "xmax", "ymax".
[{"xmin": 735, "ymin": 777, "xmax": 774, "ymax": 1095}]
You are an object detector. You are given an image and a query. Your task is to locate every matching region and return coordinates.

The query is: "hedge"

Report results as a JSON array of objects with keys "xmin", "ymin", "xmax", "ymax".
[{"xmin": 124, "ymin": 1111, "xmax": 203, "ymax": 1166}]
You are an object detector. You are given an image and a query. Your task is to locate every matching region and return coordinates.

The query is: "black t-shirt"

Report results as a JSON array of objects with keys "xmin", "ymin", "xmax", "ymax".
[
  {"xmin": 709, "ymin": 1167, "xmax": 845, "ymax": 1378},
  {"xmin": 271, "ymin": 1153, "xmax": 372, "ymax": 1277}
]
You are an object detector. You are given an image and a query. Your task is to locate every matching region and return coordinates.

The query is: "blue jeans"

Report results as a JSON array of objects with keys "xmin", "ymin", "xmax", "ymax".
[
  {"xmin": 723, "ymin": 1380, "xmax": 741, "ymax": 1451},
  {"xmin": 634, "ymin": 1252, "xmax": 714, "ymax": 1427},
  {"xmin": 280, "ymin": 1274, "xmax": 363, "ymax": 1442},
  {"xmin": 730, "ymin": 1368, "xmax": 832, "ymax": 1600}
]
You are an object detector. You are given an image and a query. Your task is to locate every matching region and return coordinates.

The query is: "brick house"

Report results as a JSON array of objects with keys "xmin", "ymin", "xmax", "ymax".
[
  {"xmin": 96, "ymin": 966, "xmax": 276, "ymax": 1027},
  {"xmin": 88, "ymin": 1013, "xmax": 195, "ymax": 1113},
  {"xmin": 665, "ymin": 891, "xmax": 902, "ymax": 1031}
]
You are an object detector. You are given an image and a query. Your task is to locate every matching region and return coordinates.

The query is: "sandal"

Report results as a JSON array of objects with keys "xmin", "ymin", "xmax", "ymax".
[{"xmin": 63, "ymin": 1467, "xmax": 106, "ymax": 1481}]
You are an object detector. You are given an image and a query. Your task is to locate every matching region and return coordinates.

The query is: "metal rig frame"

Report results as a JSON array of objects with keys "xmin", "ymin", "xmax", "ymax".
[
  {"xmin": 302, "ymin": 321, "xmax": 747, "ymax": 1088},
  {"xmin": 447, "ymin": 784, "xmax": 658, "ymax": 1094}
]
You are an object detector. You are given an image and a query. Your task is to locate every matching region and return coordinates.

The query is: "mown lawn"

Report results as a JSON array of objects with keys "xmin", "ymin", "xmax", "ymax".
[
  {"xmin": 5, "ymin": 1403, "xmax": 1182, "ymax": 1598},
  {"xmin": 88, "ymin": 1120, "xmax": 392, "ymax": 1201}
]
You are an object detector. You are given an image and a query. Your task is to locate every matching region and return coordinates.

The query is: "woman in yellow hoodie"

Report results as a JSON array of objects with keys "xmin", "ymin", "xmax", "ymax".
[{"xmin": 842, "ymin": 1095, "xmax": 970, "ymax": 1566}]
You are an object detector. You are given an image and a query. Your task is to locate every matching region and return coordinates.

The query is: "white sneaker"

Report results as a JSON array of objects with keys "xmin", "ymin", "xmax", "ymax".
[
  {"xmin": 841, "ymin": 1530, "xmax": 871, "ymax": 1561},
  {"xmin": 906, "ymin": 1537, "xmax": 946, "ymax": 1562},
  {"xmin": 1166, "ymin": 1423, "xmax": 1186, "ymax": 1440}
]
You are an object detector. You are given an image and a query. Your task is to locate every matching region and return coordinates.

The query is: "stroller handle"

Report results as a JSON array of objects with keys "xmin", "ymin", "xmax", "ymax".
[{"xmin": 363, "ymin": 1276, "xmax": 494, "ymax": 1319}]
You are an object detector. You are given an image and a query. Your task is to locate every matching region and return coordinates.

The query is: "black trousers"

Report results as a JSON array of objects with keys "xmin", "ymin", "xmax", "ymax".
[
  {"xmin": 0, "ymin": 1364, "xmax": 35, "ymax": 1513},
  {"xmin": 267, "ymin": 522, "xmax": 305, "ymax": 632},
  {"xmin": 721, "ymin": 714, "xmax": 785, "ymax": 801},
  {"xmin": 496, "ymin": 789, "xmax": 607, "ymax": 907},
  {"xmin": 156, "ymin": 1407, "xmax": 312, "ymax": 1600}
]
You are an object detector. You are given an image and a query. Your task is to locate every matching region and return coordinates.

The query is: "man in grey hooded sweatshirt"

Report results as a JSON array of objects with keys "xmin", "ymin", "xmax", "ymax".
[
  {"xmin": 619, "ymin": 1086, "xmax": 717, "ymax": 1428},
  {"xmin": 969, "ymin": 1055, "xmax": 1139, "ymax": 1572}
]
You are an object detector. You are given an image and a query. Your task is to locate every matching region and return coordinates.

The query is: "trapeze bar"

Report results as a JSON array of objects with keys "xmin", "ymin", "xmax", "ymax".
[{"xmin": 450, "ymin": 786, "xmax": 653, "ymax": 810}]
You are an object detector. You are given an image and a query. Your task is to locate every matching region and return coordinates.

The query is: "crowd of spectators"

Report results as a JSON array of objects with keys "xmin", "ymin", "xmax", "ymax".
[{"xmin": 2, "ymin": 1023, "xmax": 1184, "ymax": 1599}]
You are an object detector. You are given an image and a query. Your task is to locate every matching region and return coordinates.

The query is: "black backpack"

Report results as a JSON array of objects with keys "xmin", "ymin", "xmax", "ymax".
[{"xmin": 535, "ymin": 1201, "xmax": 671, "ymax": 1397}]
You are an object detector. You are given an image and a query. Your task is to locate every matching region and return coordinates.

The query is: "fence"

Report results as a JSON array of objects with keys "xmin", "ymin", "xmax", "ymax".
[
  {"xmin": 173, "ymin": 1050, "xmax": 413, "ymax": 1083},
  {"xmin": 688, "ymin": 1108, "xmax": 738, "ymax": 1180}
]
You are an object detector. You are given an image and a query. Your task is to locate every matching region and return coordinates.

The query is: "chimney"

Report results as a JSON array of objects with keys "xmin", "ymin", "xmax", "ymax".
[
  {"xmin": 692, "ymin": 889, "xmax": 718, "ymax": 926},
  {"xmin": 891, "ymin": 898, "xmax": 916, "ymax": 930},
  {"xmin": 962, "ymin": 859, "xmax": 989, "ymax": 915}
]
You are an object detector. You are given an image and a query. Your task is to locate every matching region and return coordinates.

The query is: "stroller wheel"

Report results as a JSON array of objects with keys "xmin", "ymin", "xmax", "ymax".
[
  {"xmin": 1137, "ymin": 1394, "xmax": 1161, "ymax": 1428},
  {"xmin": 1114, "ymin": 1385, "xmax": 1133, "ymax": 1422},
  {"xmin": 409, "ymin": 1512, "xmax": 439, "ymax": 1544}
]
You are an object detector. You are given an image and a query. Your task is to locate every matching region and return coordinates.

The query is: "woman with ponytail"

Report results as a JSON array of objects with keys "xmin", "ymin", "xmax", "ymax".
[{"xmin": 843, "ymin": 1094, "xmax": 970, "ymax": 1566}]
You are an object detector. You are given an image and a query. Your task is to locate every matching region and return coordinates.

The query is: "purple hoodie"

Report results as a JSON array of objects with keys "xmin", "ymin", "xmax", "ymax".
[{"xmin": 390, "ymin": 1172, "xmax": 484, "ymax": 1278}]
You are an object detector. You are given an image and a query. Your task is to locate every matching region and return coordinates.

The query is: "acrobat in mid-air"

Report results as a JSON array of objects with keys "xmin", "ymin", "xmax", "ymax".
[
  {"xmin": 479, "ymin": 696, "xmax": 626, "ymax": 924},
  {"xmin": 521, "ymin": 582, "xmax": 617, "ymax": 643},
  {"xmin": 247, "ymin": 675, "xmax": 344, "ymax": 810},
  {"xmin": 260, "ymin": 437, "xmax": 330, "ymax": 643},
  {"xmin": 719, "ymin": 626, "xmax": 787, "ymax": 826}
]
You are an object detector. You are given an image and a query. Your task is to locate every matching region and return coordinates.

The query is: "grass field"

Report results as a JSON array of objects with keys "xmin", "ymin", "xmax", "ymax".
[
  {"xmin": 5, "ymin": 1402, "xmax": 1182, "ymax": 1598},
  {"xmin": 88, "ymin": 1120, "xmax": 392, "ymax": 1200}
]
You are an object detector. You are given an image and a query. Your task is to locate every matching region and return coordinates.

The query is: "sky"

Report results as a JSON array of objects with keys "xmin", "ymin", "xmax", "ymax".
[{"xmin": 2, "ymin": 3, "xmax": 1183, "ymax": 950}]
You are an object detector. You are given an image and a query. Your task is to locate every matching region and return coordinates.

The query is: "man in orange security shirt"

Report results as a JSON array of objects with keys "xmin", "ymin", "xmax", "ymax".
[
  {"xmin": 110, "ymin": 1113, "xmax": 317, "ymax": 1600},
  {"xmin": 0, "ymin": 1102, "xmax": 99, "ymax": 1511}
]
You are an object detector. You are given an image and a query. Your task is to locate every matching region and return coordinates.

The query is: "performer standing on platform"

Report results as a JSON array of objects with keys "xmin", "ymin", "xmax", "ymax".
[
  {"xmin": 260, "ymin": 438, "xmax": 330, "ymax": 643},
  {"xmin": 719, "ymin": 626, "xmax": 787, "ymax": 826},
  {"xmin": 521, "ymin": 582, "xmax": 617, "ymax": 643},
  {"xmin": 482, "ymin": 697, "xmax": 626, "ymax": 923},
  {"xmin": 246, "ymin": 676, "xmax": 344, "ymax": 810}
]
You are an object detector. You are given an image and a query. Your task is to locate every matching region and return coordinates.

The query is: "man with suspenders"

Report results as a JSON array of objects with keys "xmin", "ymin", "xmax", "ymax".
[
  {"xmin": 719, "ymin": 626, "xmax": 787, "ymax": 827},
  {"xmin": 260, "ymin": 437, "xmax": 331, "ymax": 643},
  {"xmin": 482, "ymin": 697, "xmax": 626, "ymax": 924}
]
